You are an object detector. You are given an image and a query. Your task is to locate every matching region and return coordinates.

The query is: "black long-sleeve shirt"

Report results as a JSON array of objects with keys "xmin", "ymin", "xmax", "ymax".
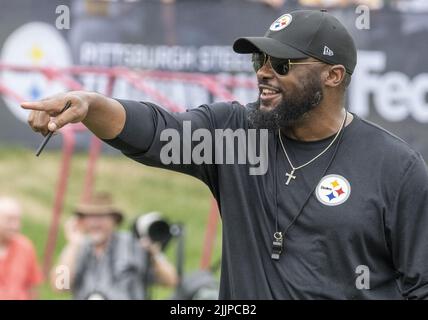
[{"xmin": 105, "ymin": 99, "xmax": 428, "ymax": 299}]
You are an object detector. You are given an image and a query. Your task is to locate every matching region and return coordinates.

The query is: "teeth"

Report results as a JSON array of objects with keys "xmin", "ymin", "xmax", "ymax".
[{"xmin": 263, "ymin": 89, "xmax": 278, "ymax": 95}]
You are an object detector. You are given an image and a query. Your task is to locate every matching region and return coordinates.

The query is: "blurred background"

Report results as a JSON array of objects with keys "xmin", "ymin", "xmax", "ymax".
[{"xmin": 0, "ymin": 0, "xmax": 427, "ymax": 300}]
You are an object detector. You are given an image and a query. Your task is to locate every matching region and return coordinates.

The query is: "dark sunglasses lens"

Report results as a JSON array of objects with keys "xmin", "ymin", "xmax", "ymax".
[
  {"xmin": 270, "ymin": 58, "xmax": 289, "ymax": 76},
  {"xmin": 252, "ymin": 53, "xmax": 265, "ymax": 72}
]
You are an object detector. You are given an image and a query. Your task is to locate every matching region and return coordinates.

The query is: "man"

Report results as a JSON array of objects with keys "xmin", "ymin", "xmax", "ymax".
[
  {"xmin": 52, "ymin": 193, "xmax": 177, "ymax": 299},
  {"xmin": 0, "ymin": 197, "xmax": 43, "ymax": 300},
  {"xmin": 23, "ymin": 10, "xmax": 428, "ymax": 299}
]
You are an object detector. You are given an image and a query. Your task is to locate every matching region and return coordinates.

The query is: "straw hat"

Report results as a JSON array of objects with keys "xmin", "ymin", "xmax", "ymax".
[{"xmin": 74, "ymin": 192, "xmax": 123, "ymax": 224}]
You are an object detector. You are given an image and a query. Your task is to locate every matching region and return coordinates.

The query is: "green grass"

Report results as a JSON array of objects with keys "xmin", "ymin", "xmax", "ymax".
[{"xmin": 0, "ymin": 146, "xmax": 222, "ymax": 300}]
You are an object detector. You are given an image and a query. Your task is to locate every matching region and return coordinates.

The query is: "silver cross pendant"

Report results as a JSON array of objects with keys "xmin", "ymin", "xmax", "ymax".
[{"xmin": 285, "ymin": 169, "xmax": 296, "ymax": 185}]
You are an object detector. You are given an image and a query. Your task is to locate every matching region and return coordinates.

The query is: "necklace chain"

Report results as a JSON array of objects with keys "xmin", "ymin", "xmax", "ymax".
[
  {"xmin": 271, "ymin": 111, "xmax": 349, "ymax": 260},
  {"xmin": 278, "ymin": 112, "xmax": 347, "ymax": 172}
]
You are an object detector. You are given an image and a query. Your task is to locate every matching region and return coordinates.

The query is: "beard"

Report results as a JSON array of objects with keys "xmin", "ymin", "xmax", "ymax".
[{"xmin": 248, "ymin": 73, "xmax": 324, "ymax": 131}]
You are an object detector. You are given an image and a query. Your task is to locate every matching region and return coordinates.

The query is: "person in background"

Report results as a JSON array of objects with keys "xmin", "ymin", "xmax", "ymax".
[
  {"xmin": 0, "ymin": 197, "xmax": 43, "ymax": 300},
  {"xmin": 51, "ymin": 192, "xmax": 177, "ymax": 300}
]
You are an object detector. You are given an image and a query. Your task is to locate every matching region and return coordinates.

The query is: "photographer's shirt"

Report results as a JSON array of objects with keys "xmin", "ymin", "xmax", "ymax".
[
  {"xmin": 104, "ymin": 100, "xmax": 428, "ymax": 299},
  {"xmin": 73, "ymin": 232, "xmax": 149, "ymax": 300}
]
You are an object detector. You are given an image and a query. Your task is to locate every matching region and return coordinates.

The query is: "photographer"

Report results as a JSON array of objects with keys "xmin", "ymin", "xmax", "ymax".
[{"xmin": 51, "ymin": 193, "xmax": 177, "ymax": 300}]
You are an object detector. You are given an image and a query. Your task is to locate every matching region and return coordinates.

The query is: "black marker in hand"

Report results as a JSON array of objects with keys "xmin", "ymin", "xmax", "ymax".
[{"xmin": 35, "ymin": 100, "xmax": 72, "ymax": 157}]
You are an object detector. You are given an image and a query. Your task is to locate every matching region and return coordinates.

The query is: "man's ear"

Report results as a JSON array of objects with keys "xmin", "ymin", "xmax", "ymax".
[{"xmin": 324, "ymin": 65, "xmax": 346, "ymax": 88}]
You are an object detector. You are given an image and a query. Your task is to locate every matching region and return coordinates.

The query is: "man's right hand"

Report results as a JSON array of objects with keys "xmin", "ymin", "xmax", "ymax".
[
  {"xmin": 21, "ymin": 91, "xmax": 126, "ymax": 140},
  {"xmin": 21, "ymin": 91, "xmax": 90, "ymax": 136},
  {"xmin": 64, "ymin": 217, "xmax": 85, "ymax": 245}
]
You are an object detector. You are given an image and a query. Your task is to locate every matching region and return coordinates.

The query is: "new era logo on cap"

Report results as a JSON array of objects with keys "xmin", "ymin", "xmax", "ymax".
[{"xmin": 323, "ymin": 46, "xmax": 334, "ymax": 56}]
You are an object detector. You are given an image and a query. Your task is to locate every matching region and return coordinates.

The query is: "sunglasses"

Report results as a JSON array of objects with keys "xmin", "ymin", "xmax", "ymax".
[{"xmin": 252, "ymin": 52, "xmax": 323, "ymax": 76}]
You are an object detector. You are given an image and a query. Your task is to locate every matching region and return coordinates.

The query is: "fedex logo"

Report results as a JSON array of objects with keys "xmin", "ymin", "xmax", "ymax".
[{"xmin": 350, "ymin": 51, "xmax": 428, "ymax": 123}]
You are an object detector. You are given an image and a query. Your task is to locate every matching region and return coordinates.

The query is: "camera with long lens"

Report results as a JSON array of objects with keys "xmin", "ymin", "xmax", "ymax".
[
  {"xmin": 132, "ymin": 212, "xmax": 173, "ymax": 250},
  {"xmin": 132, "ymin": 212, "xmax": 220, "ymax": 299}
]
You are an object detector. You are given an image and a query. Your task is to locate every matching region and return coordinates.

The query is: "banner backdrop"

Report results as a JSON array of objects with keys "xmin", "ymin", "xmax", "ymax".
[{"xmin": 0, "ymin": 0, "xmax": 427, "ymax": 158}]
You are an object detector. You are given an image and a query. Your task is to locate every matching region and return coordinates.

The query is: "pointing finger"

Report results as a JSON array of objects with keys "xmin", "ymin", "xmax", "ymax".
[
  {"xmin": 21, "ymin": 101, "xmax": 49, "ymax": 111},
  {"xmin": 21, "ymin": 98, "xmax": 66, "ymax": 115}
]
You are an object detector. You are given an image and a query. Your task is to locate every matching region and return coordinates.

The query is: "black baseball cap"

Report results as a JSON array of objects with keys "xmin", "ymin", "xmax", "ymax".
[{"xmin": 233, "ymin": 10, "xmax": 357, "ymax": 75}]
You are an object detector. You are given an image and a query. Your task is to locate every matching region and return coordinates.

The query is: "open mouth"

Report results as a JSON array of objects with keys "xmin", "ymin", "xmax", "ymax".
[{"xmin": 259, "ymin": 85, "xmax": 281, "ymax": 106}]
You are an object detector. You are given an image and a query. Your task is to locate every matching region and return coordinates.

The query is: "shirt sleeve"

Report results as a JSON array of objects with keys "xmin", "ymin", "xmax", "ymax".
[
  {"xmin": 103, "ymin": 99, "xmax": 246, "ymax": 191},
  {"xmin": 385, "ymin": 151, "xmax": 428, "ymax": 299}
]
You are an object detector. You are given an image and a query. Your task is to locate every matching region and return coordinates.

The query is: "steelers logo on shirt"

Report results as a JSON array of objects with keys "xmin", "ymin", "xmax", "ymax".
[
  {"xmin": 269, "ymin": 14, "xmax": 293, "ymax": 32},
  {"xmin": 316, "ymin": 174, "xmax": 351, "ymax": 206}
]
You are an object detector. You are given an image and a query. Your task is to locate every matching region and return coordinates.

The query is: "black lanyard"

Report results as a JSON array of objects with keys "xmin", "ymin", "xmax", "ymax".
[{"xmin": 272, "ymin": 112, "xmax": 348, "ymax": 261}]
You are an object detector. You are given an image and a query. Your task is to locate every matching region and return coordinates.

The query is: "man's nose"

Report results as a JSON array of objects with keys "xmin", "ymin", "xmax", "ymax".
[{"xmin": 256, "ymin": 60, "xmax": 275, "ymax": 81}]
